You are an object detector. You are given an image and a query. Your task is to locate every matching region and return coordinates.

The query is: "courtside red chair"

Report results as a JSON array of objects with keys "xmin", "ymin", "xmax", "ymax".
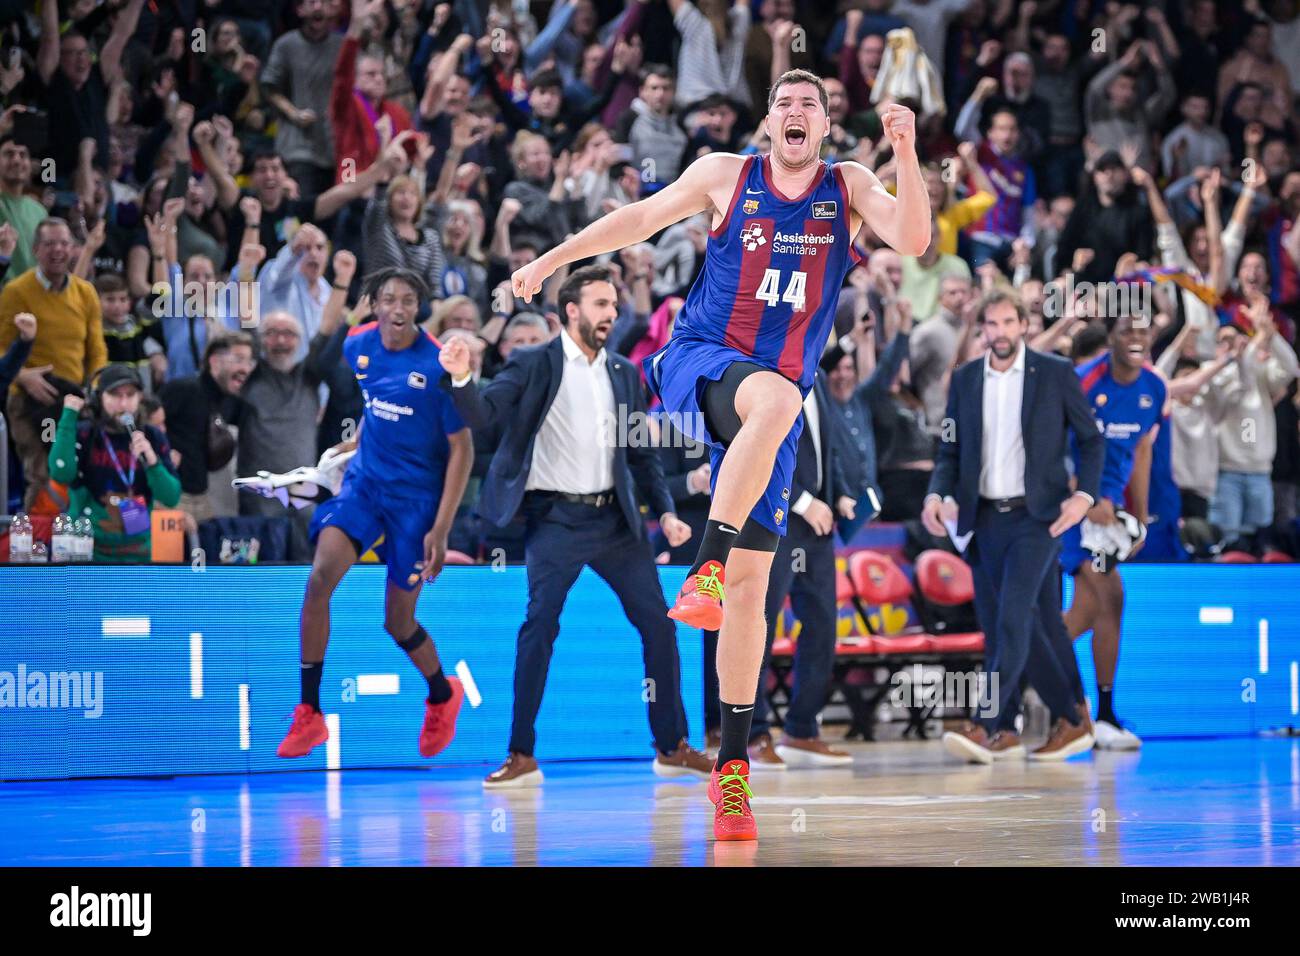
[
  {"xmin": 1261, "ymin": 550, "xmax": 1292, "ymax": 563},
  {"xmin": 1217, "ymin": 551, "xmax": 1258, "ymax": 563},
  {"xmin": 912, "ymin": 550, "xmax": 985, "ymax": 654},
  {"xmin": 846, "ymin": 549, "xmax": 932, "ymax": 652},
  {"xmin": 443, "ymin": 550, "xmax": 476, "ymax": 565}
]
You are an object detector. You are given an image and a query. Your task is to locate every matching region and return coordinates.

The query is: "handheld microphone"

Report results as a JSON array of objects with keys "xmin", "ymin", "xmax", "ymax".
[{"xmin": 120, "ymin": 412, "xmax": 136, "ymax": 434}]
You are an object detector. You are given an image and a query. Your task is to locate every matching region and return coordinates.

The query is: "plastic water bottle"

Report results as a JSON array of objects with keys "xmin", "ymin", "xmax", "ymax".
[
  {"xmin": 8, "ymin": 512, "xmax": 31, "ymax": 564},
  {"xmin": 51, "ymin": 513, "xmax": 74, "ymax": 563},
  {"xmin": 74, "ymin": 515, "xmax": 94, "ymax": 562},
  {"xmin": 29, "ymin": 539, "xmax": 48, "ymax": 564}
]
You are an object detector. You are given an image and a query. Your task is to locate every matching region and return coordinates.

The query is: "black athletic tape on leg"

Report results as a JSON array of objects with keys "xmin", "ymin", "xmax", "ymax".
[
  {"xmin": 734, "ymin": 518, "xmax": 779, "ymax": 552},
  {"xmin": 395, "ymin": 625, "xmax": 430, "ymax": 653}
]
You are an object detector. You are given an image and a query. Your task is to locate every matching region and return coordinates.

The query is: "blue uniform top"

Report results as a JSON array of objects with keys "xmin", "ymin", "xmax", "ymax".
[
  {"xmin": 1075, "ymin": 353, "xmax": 1166, "ymax": 505},
  {"xmin": 671, "ymin": 153, "xmax": 862, "ymax": 391},
  {"xmin": 343, "ymin": 323, "xmax": 465, "ymax": 500},
  {"xmin": 1148, "ymin": 410, "xmax": 1181, "ymax": 524}
]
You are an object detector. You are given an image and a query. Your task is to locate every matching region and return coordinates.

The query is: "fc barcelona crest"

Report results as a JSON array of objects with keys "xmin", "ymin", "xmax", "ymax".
[{"xmin": 743, "ymin": 198, "xmax": 759, "ymax": 214}]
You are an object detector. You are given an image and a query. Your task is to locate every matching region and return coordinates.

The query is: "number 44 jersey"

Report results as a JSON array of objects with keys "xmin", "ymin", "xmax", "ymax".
[{"xmin": 671, "ymin": 153, "xmax": 862, "ymax": 392}]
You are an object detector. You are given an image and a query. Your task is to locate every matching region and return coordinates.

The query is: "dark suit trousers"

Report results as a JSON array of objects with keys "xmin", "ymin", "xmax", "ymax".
[
  {"xmin": 510, "ymin": 497, "xmax": 688, "ymax": 756},
  {"xmin": 968, "ymin": 505, "xmax": 1080, "ymax": 733},
  {"xmin": 751, "ymin": 520, "xmax": 838, "ymax": 741}
]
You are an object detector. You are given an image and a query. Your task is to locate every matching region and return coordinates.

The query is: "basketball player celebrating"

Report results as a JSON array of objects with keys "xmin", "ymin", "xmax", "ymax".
[
  {"xmin": 511, "ymin": 69, "xmax": 930, "ymax": 840},
  {"xmin": 1058, "ymin": 311, "xmax": 1165, "ymax": 751},
  {"xmin": 277, "ymin": 265, "xmax": 474, "ymax": 761}
]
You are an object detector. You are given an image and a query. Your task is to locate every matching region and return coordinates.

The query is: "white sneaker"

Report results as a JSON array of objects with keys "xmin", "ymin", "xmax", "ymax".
[{"xmin": 1093, "ymin": 719, "xmax": 1142, "ymax": 750}]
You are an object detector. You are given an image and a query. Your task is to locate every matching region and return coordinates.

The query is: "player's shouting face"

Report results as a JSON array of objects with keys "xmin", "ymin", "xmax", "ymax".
[
  {"xmin": 766, "ymin": 80, "xmax": 827, "ymax": 171},
  {"xmin": 1110, "ymin": 313, "xmax": 1153, "ymax": 373},
  {"xmin": 375, "ymin": 276, "xmax": 421, "ymax": 345}
]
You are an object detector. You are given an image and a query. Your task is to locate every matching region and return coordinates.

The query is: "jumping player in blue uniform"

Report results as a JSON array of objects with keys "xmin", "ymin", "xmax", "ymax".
[
  {"xmin": 277, "ymin": 263, "xmax": 474, "ymax": 762},
  {"xmin": 1060, "ymin": 312, "xmax": 1166, "ymax": 752},
  {"xmin": 507, "ymin": 69, "xmax": 930, "ymax": 840}
]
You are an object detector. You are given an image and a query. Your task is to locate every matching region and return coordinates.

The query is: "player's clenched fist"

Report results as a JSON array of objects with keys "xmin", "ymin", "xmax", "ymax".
[
  {"xmin": 878, "ymin": 103, "xmax": 917, "ymax": 154},
  {"xmin": 511, "ymin": 257, "xmax": 555, "ymax": 304},
  {"xmin": 333, "ymin": 249, "xmax": 357, "ymax": 287},
  {"xmin": 440, "ymin": 336, "xmax": 471, "ymax": 378}
]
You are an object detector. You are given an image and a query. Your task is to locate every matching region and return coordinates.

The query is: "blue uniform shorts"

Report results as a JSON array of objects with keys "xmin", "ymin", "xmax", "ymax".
[
  {"xmin": 310, "ymin": 475, "xmax": 441, "ymax": 590},
  {"xmin": 645, "ymin": 336, "xmax": 802, "ymax": 537}
]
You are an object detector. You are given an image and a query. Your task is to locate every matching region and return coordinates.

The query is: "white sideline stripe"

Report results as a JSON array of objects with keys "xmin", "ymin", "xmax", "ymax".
[
  {"xmin": 1291, "ymin": 662, "xmax": 1298, "ymax": 717},
  {"xmin": 356, "ymin": 673, "xmax": 400, "ymax": 695},
  {"xmin": 1259, "ymin": 619, "xmax": 1269, "ymax": 675},
  {"xmin": 1198, "ymin": 607, "xmax": 1233, "ymax": 625},
  {"xmin": 238, "ymin": 684, "xmax": 250, "ymax": 750},
  {"xmin": 456, "ymin": 660, "xmax": 482, "ymax": 708},
  {"xmin": 102, "ymin": 616, "xmax": 150, "ymax": 638},
  {"xmin": 325, "ymin": 713, "xmax": 341, "ymax": 770},
  {"xmin": 190, "ymin": 633, "xmax": 203, "ymax": 699}
]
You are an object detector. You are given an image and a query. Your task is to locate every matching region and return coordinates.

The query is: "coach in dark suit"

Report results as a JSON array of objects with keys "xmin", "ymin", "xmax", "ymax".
[
  {"xmin": 923, "ymin": 288, "xmax": 1104, "ymax": 764},
  {"xmin": 749, "ymin": 371, "xmax": 859, "ymax": 768},
  {"xmin": 439, "ymin": 264, "xmax": 710, "ymax": 788}
]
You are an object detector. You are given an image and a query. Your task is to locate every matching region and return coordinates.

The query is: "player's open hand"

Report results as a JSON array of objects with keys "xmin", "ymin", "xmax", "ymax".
[
  {"xmin": 879, "ymin": 104, "xmax": 917, "ymax": 155},
  {"xmin": 440, "ymin": 336, "xmax": 472, "ymax": 379},
  {"xmin": 419, "ymin": 527, "xmax": 448, "ymax": 582},
  {"xmin": 659, "ymin": 512, "xmax": 692, "ymax": 548},
  {"xmin": 511, "ymin": 257, "xmax": 555, "ymax": 304}
]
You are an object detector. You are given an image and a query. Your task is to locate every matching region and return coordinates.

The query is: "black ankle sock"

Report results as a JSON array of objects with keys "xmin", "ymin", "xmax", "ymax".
[
  {"xmin": 1096, "ymin": 685, "xmax": 1116, "ymax": 724},
  {"xmin": 426, "ymin": 666, "xmax": 452, "ymax": 704},
  {"xmin": 301, "ymin": 661, "xmax": 323, "ymax": 711},
  {"xmin": 689, "ymin": 520, "xmax": 741, "ymax": 577},
  {"xmin": 717, "ymin": 699, "xmax": 755, "ymax": 768}
]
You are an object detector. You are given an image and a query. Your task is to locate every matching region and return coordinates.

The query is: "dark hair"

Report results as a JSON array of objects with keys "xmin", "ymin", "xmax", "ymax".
[
  {"xmin": 0, "ymin": 133, "xmax": 24, "ymax": 151},
  {"xmin": 93, "ymin": 272, "xmax": 129, "ymax": 296},
  {"xmin": 362, "ymin": 266, "xmax": 432, "ymax": 303},
  {"xmin": 767, "ymin": 68, "xmax": 828, "ymax": 113},
  {"xmin": 557, "ymin": 264, "xmax": 615, "ymax": 321},
  {"xmin": 530, "ymin": 68, "xmax": 563, "ymax": 93},
  {"xmin": 249, "ymin": 147, "xmax": 283, "ymax": 169},
  {"xmin": 139, "ymin": 395, "xmax": 163, "ymax": 420},
  {"xmin": 976, "ymin": 288, "xmax": 1027, "ymax": 324},
  {"xmin": 1072, "ymin": 322, "xmax": 1109, "ymax": 359},
  {"xmin": 1173, "ymin": 357, "xmax": 1201, "ymax": 377},
  {"xmin": 204, "ymin": 330, "xmax": 255, "ymax": 368},
  {"xmin": 640, "ymin": 63, "xmax": 675, "ymax": 86}
]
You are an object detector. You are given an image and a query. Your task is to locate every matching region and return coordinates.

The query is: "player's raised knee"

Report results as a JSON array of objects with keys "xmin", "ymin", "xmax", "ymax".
[{"xmin": 736, "ymin": 372, "xmax": 802, "ymax": 431}]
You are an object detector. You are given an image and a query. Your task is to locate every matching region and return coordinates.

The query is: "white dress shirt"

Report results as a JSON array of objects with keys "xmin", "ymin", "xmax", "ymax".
[
  {"xmin": 978, "ymin": 342, "xmax": 1027, "ymax": 499},
  {"xmin": 524, "ymin": 329, "xmax": 617, "ymax": 494}
]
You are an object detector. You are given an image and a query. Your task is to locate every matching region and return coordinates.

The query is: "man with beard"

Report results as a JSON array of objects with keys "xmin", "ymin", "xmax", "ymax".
[
  {"xmin": 504, "ymin": 70, "xmax": 929, "ymax": 840},
  {"xmin": 438, "ymin": 265, "xmax": 707, "ymax": 792},
  {"xmin": 277, "ymin": 266, "xmax": 474, "ymax": 762},
  {"xmin": 159, "ymin": 330, "xmax": 254, "ymax": 524},
  {"xmin": 924, "ymin": 289, "xmax": 1102, "ymax": 765},
  {"xmin": 0, "ymin": 136, "xmax": 47, "ymax": 278}
]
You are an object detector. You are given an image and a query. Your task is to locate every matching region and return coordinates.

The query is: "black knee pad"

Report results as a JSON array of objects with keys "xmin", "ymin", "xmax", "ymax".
[
  {"xmin": 394, "ymin": 625, "xmax": 429, "ymax": 653},
  {"xmin": 734, "ymin": 518, "xmax": 779, "ymax": 552},
  {"xmin": 701, "ymin": 361, "xmax": 769, "ymax": 447}
]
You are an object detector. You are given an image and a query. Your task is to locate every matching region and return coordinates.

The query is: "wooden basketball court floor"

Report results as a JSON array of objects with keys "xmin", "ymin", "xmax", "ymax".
[{"xmin": 2, "ymin": 737, "xmax": 1297, "ymax": 866}]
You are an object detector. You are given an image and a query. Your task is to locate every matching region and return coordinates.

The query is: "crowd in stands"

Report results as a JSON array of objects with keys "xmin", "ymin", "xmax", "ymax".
[{"xmin": 0, "ymin": 0, "xmax": 1298, "ymax": 563}]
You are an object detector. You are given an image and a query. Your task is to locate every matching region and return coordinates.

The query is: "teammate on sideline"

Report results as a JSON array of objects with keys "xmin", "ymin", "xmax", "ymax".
[
  {"xmin": 510, "ymin": 69, "xmax": 930, "ymax": 840},
  {"xmin": 1060, "ymin": 311, "xmax": 1165, "ymax": 751},
  {"xmin": 277, "ymin": 261, "xmax": 474, "ymax": 761}
]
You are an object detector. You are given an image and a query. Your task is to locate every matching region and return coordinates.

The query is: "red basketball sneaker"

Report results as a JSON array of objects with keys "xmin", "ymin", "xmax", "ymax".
[
  {"xmin": 710, "ymin": 758, "xmax": 757, "ymax": 841},
  {"xmin": 277, "ymin": 704, "xmax": 328, "ymax": 758},
  {"xmin": 418, "ymin": 677, "xmax": 465, "ymax": 758},
  {"xmin": 667, "ymin": 560, "xmax": 725, "ymax": 630}
]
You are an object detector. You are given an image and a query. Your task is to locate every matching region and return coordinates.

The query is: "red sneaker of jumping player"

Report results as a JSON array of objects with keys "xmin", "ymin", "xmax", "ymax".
[
  {"xmin": 667, "ymin": 559, "xmax": 725, "ymax": 630},
  {"xmin": 418, "ymin": 677, "xmax": 465, "ymax": 758},
  {"xmin": 277, "ymin": 704, "xmax": 328, "ymax": 758},
  {"xmin": 710, "ymin": 758, "xmax": 758, "ymax": 841}
]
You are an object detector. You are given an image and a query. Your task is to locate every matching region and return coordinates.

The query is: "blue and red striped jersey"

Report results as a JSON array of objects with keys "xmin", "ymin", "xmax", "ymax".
[{"xmin": 671, "ymin": 154, "xmax": 862, "ymax": 391}]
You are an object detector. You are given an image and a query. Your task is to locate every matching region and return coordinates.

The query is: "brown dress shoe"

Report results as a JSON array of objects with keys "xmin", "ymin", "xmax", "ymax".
[
  {"xmin": 482, "ymin": 751, "xmax": 544, "ymax": 789},
  {"xmin": 988, "ymin": 730, "xmax": 1025, "ymax": 760},
  {"xmin": 653, "ymin": 738, "xmax": 713, "ymax": 779},
  {"xmin": 1029, "ymin": 716, "xmax": 1096, "ymax": 761},
  {"xmin": 747, "ymin": 733, "xmax": 786, "ymax": 771},
  {"xmin": 942, "ymin": 721, "xmax": 994, "ymax": 764},
  {"xmin": 777, "ymin": 735, "xmax": 853, "ymax": 767}
]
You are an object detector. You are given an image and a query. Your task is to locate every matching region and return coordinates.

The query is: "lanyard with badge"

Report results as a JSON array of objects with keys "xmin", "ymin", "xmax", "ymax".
[{"xmin": 101, "ymin": 429, "xmax": 150, "ymax": 535}]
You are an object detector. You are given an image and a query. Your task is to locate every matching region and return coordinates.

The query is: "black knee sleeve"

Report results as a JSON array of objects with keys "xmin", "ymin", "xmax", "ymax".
[
  {"xmin": 701, "ymin": 361, "xmax": 769, "ymax": 447},
  {"xmin": 395, "ymin": 624, "xmax": 429, "ymax": 653},
  {"xmin": 734, "ymin": 518, "xmax": 779, "ymax": 552}
]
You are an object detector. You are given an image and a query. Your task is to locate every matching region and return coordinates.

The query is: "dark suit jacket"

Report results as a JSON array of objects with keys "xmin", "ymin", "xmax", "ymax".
[
  {"xmin": 789, "ymin": 373, "xmax": 851, "ymax": 535},
  {"xmin": 928, "ymin": 347, "xmax": 1104, "ymax": 536},
  {"xmin": 439, "ymin": 336, "xmax": 675, "ymax": 541}
]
